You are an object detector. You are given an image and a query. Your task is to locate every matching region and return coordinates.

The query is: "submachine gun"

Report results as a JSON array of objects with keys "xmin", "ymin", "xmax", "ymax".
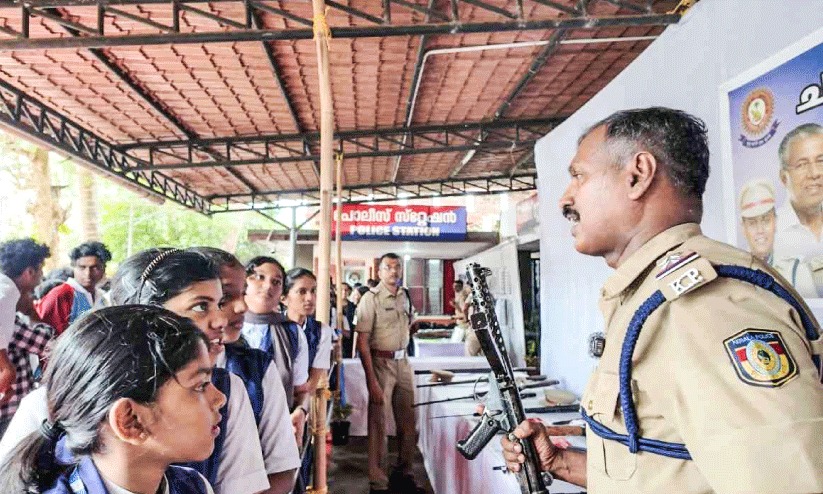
[{"xmin": 456, "ymin": 263, "xmax": 553, "ymax": 494}]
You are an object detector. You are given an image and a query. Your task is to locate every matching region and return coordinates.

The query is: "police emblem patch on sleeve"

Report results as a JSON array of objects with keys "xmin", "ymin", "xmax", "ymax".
[{"xmin": 724, "ymin": 329, "xmax": 798, "ymax": 387}]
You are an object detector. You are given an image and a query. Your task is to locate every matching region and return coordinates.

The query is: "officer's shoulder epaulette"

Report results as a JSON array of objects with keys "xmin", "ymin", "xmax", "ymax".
[{"xmin": 654, "ymin": 250, "xmax": 718, "ymax": 301}]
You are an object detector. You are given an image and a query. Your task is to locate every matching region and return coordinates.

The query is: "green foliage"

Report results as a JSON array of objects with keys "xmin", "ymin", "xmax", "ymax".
[
  {"xmin": 331, "ymin": 401, "xmax": 353, "ymax": 422},
  {"xmin": 97, "ymin": 184, "xmax": 282, "ymax": 266}
]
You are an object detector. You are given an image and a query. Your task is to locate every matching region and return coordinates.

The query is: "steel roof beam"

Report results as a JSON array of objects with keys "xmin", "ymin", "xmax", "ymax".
[
  {"xmin": 118, "ymin": 117, "xmax": 564, "ymax": 150},
  {"xmin": 0, "ymin": 10, "xmax": 681, "ymax": 51},
  {"xmin": 0, "ymin": 77, "xmax": 210, "ymax": 213},
  {"xmin": 127, "ymin": 140, "xmax": 538, "ymax": 171},
  {"xmin": 208, "ymin": 174, "xmax": 538, "ymax": 211}
]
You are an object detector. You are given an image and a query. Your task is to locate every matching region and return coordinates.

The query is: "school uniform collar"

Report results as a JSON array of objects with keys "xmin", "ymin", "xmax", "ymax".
[
  {"xmin": 66, "ymin": 277, "xmax": 102, "ymax": 306},
  {"xmin": 601, "ymin": 222, "xmax": 701, "ymax": 300}
]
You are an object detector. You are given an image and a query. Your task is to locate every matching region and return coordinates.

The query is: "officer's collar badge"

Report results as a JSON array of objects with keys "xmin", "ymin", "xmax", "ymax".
[
  {"xmin": 655, "ymin": 251, "xmax": 700, "ymax": 279},
  {"xmin": 724, "ymin": 329, "xmax": 798, "ymax": 387}
]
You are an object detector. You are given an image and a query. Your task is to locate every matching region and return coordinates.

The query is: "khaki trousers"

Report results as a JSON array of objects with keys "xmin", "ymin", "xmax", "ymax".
[{"xmin": 368, "ymin": 356, "xmax": 417, "ymax": 489}]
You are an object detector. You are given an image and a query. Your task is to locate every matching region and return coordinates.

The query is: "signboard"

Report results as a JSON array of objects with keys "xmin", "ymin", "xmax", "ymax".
[
  {"xmin": 720, "ymin": 27, "xmax": 823, "ymax": 302},
  {"xmin": 333, "ymin": 204, "xmax": 467, "ymax": 241}
]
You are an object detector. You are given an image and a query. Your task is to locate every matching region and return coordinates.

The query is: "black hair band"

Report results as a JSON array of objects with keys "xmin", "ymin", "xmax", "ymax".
[{"xmin": 39, "ymin": 419, "xmax": 65, "ymax": 442}]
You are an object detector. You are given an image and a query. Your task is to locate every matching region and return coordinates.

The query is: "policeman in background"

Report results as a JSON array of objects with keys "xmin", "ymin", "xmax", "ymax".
[
  {"xmin": 355, "ymin": 253, "xmax": 422, "ymax": 494},
  {"xmin": 738, "ymin": 178, "xmax": 819, "ymax": 298},
  {"xmin": 502, "ymin": 107, "xmax": 823, "ymax": 492}
]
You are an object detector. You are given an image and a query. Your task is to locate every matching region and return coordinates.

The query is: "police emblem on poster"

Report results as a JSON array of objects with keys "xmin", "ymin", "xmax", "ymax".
[
  {"xmin": 723, "ymin": 329, "xmax": 798, "ymax": 387},
  {"xmin": 739, "ymin": 88, "xmax": 778, "ymax": 148},
  {"xmin": 720, "ymin": 26, "xmax": 823, "ymax": 309}
]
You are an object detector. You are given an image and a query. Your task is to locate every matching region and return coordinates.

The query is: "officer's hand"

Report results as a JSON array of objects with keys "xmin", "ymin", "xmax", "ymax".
[
  {"xmin": 368, "ymin": 381, "xmax": 384, "ymax": 406},
  {"xmin": 501, "ymin": 418, "xmax": 558, "ymax": 474}
]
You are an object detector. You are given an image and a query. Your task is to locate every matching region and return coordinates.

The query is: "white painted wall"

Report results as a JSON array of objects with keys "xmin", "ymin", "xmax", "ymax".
[
  {"xmin": 455, "ymin": 239, "xmax": 527, "ymax": 367},
  {"xmin": 535, "ymin": 0, "xmax": 823, "ymax": 396}
]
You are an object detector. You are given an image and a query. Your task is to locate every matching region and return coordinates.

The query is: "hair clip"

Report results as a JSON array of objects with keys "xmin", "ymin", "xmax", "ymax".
[{"xmin": 141, "ymin": 249, "xmax": 181, "ymax": 282}]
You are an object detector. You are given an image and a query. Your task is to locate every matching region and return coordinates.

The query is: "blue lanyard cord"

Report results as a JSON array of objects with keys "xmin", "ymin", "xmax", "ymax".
[
  {"xmin": 618, "ymin": 290, "xmax": 666, "ymax": 454},
  {"xmin": 581, "ymin": 410, "xmax": 692, "ymax": 460}
]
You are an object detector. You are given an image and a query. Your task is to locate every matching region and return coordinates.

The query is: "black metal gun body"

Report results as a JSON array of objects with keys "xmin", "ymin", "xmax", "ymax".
[{"xmin": 456, "ymin": 263, "xmax": 552, "ymax": 494}]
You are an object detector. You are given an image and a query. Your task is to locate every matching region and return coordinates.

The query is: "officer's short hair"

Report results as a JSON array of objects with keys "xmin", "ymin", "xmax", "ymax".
[
  {"xmin": 778, "ymin": 123, "xmax": 823, "ymax": 170},
  {"xmin": 582, "ymin": 107, "xmax": 710, "ymax": 200},
  {"xmin": 379, "ymin": 253, "xmax": 401, "ymax": 266}
]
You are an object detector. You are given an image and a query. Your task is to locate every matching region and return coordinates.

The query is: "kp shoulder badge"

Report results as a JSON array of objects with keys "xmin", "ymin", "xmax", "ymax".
[
  {"xmin": 655, "ymin": 251, "xmax": 717, "ymax": 300},
  {"xmin": 724, "ymin": 329, "xmax": 798, "ymax": 387}
]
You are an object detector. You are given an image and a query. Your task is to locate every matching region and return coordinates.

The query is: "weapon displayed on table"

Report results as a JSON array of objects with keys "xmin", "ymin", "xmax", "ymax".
[
  {"xmin": 417, "ymin": 375, "xmax": 553, "ymax": 388},
  {"xmin": 413, "ymin": 366, "xmax": 538, "ymax": 375},
  {"xmin": 428, "ymin": 403, "xmax": 582, "ymax": 419},
  {"xmin": 414, "ymin": 391, "xmax": 537, "ymax": 408},
  {"xmin": 455, "ymin": 263, "xmax": 553, "ymax": 494}
]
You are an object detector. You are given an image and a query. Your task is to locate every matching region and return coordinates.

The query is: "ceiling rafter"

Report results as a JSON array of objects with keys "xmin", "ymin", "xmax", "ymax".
[
  {"xmin": 0, "ymin": 1, "xmax": 682, "ymax": 51},
  {"xmin": 0, "ymin": 77, "xmax": 210, "ymax": 213},
  {"xmin": 208, "ymin": 174, "xmax": 539, "ymax": 212}
]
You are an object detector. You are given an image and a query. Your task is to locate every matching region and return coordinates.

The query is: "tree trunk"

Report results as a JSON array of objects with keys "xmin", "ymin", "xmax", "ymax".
[
  {"xmin": 27, "ymin": 148, "xmax": 65, "ymax": 271},
  {"xmin": 77, "ymin": 166, "xmax": 100, "ymax": 241}
]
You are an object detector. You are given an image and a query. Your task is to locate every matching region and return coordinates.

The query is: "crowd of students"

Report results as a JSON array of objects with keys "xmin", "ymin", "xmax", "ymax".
[{"xmin": 0, "ymin": 239, "xmax": 349, "ymax": 494}]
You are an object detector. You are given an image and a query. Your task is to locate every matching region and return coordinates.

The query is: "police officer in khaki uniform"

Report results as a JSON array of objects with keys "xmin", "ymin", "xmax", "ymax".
[
  {"xmin": 502, "ymin": 108, "xmax": 823, "ymax": 493},
  {"xmin": 355, "ymin": 253, "xmax": 422, "ymax": 494},
  {"xmin": 738, "ymin": 179, "xmax": 819, "ymax": 298}
]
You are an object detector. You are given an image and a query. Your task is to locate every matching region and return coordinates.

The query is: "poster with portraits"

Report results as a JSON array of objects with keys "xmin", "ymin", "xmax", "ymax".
[{"xmin": 720, "ymin": 27, "xmax": 823, "ymax": 303}]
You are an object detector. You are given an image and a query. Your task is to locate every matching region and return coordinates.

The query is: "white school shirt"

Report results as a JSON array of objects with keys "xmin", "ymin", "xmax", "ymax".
[
  {"xmin": 101, "ymin": 469, "xmax": 215, "ymax": 494},
  {"xmin": 0, "ymin": 377, "xmax": 269, "ymax": 494},
  {"xmin": 302, "ymin": 321, "xmax": 333, "ymax": 370},
  {"xmin": 216, "ymin": 350, "xmax": 300, "ymax": 475},
  {"xmin": 0, "ymin": 272, "xmax": 20, "ymax": 350}
]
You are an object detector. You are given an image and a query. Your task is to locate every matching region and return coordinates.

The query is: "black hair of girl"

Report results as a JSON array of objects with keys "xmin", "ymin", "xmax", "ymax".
[
  {"xmin": 0, "ymin": 305, "xmax": 210, "ymax": 492},
  {"xmin": 109, "ymin": 248, "xmax": 219, "ymax": 306},
  {"xmin": 190, "ymin": 246, "xmax": 243, "ymax": 271},
  {"xmin": 283, "ymin": 267, "xmax": 317, "ymax": 296},
  {"xmin": 245, "ymin": 255, "xmax": 286, "ymax": 279}
]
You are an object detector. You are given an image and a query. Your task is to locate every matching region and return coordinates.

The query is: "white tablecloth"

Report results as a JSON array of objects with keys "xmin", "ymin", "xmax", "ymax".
[
  {"xmin": 342, "ymin": 356, "xmax": 489, "ymax": 436},
  {"xmin": 342, "ymin": 358, "xmax": 586, "ymax": 493},
  {"xmin": 413, "ymin": 339, "xmax": 466, "ymax": 357},
  {"xmin": 415, "ymin": 375, "xmax": 587, "ymax": 494}
]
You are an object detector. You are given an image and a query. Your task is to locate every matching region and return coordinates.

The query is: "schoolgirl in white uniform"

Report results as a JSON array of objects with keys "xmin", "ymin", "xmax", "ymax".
[
  {"xmin": 191, "ymin": 247, "xmax": 300, "ymax": 494},
  {"xmin": 0, "ymin": 305, "xmax": 222, "ymax": 493}
]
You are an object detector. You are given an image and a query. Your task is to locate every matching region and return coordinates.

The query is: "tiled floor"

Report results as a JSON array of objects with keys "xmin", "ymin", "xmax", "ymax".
[{"xmin": 327, "ymin": 436, "xmax": 435, "ymax": 494}]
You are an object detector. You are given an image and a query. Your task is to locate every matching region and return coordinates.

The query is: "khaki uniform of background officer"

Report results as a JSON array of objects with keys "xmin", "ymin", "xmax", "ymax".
[
  {"xmin": 355, "ymin": 253, "xmax": 421, "ymax": 494},
  {"xmin": 502, "ymin": 108, "xmax": 823, "ymax": 493}
]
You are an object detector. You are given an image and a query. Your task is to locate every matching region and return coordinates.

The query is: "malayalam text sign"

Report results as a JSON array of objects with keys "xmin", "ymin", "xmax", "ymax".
[{"xmin": 334, "ymin": 204, "xmax": 467, "ymax": 241}]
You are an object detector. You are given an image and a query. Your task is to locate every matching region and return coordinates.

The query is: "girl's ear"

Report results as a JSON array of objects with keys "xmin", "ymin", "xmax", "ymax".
[{"xmin": 107, "ymin": 398, "xmax": 151, "ymax": 445}]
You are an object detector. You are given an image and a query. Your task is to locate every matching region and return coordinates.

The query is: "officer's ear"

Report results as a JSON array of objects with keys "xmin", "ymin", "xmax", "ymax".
[{"xmin": 625, "ymin": 150, "xmax": 657, "ymax": 200}]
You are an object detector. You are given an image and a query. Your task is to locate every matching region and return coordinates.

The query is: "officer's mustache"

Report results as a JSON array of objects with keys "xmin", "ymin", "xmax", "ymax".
[{"xmin": 562, "ymin": 205, "xmax": 580, "ymax": 222}]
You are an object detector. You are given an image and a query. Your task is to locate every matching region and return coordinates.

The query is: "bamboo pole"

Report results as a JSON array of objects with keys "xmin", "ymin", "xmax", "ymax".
[
  {"xmin": 311, "ymin": 375, "xmax": 331, "ymax": 494},
  {"xmin": 310, "ymin": 2, "xmax": 333, "ymax": 492},
  {"xmin": 313, "ymin": 0, "xmax": 333, "ymax": 329},
  {"xmin": 335, "ymin": 153, "xmax": 344, "ymax": 333}
]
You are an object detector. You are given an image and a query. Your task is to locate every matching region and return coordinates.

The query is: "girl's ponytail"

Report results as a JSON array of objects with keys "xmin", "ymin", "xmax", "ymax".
[{"xmin": 0, "ymin": 420, "xmax": 67, "ymax": 492}]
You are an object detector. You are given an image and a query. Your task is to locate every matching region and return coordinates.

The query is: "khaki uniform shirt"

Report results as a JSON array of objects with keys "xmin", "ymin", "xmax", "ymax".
[
  {"xmin": 582, "ymin": 223, "xmax": 823, "ymax": 493},
  {"xmin": 355, "ymin": 282, "xmax": 412, "ymax": 352}
]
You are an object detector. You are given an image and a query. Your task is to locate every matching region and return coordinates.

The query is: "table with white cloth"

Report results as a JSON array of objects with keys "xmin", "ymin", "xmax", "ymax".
[
  {"xmin": 415, "ymin": 374, "xmax": 586, "ymax": 494},
  {"xmin": 342, "ymin": 356, "xmax": 489, "ymax": 436},
  {"xmin": 342, "ymin": 357, "xmax": 586, "ymax": 493},
  {"xmin": 413, "ymin": 338, "xmax": 466, "ymax": 357}
]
